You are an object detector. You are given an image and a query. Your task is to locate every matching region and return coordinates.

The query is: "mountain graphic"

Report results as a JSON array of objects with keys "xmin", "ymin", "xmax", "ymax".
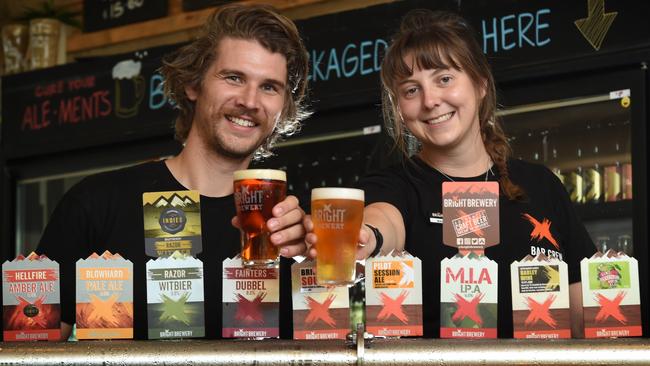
[
  {"xmin": 446, "ymin": 184, "xmax": 494, "ymax": 196},
  {"xmin": 147, "ymin": 193, "xmax": 197, "ymax": 208}
]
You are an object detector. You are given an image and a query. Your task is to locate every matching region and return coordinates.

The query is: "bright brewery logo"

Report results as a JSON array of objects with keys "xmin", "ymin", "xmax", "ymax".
[
  {"xmin": 112, "ymin": 59, "xmax": 145, "ymax": 118},
  {"xmin": 235, "ymin": 186, "xmax": 264, "ymax": 212},
  {"xmin": 313, "ymin": 204, "xmax": 346, "ymax": 229}
]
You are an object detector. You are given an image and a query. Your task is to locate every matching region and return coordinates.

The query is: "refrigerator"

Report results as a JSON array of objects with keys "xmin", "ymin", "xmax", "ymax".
[{"xmin": 498, "ymin": 66, "xmax": 648, "ymax": 335}]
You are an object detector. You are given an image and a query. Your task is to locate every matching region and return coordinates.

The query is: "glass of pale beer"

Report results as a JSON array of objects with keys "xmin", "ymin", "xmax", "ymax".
[
  {"xmin": 311, "ymin": 187, "xmax": 364, "ymax": 285},
  {"xmin": 234, "ymin": 169, "xmax": 287, "ymax": 267}
]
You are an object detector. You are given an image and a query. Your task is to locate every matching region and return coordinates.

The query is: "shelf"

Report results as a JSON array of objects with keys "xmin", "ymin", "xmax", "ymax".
[
  {"xmin": 65, "ymin": 0, "xmax": 394, "ymax": 58},
  {"xmin": 574, "ymin": 199, "xmax": 633, "ymax": 221}
]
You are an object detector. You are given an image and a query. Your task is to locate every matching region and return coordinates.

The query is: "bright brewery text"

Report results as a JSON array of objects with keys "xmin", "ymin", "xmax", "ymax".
[
  {"xmin": 444, "ymin": 198, "xmax": 498, "ymax": 208},
  {"xmin": 314, "ymin": 206, "xmax": 346, "ymax": 230},
  {"xmin": 306, "ymin": 332, "xmax": 340, "ymax": 339},
  {"xmin": 236, "ymin": 187, "xmax": 264, "ymax": 211},
  {"xmin": 234, "ymin": 330, "xmax": 267, "ymax": 337}
]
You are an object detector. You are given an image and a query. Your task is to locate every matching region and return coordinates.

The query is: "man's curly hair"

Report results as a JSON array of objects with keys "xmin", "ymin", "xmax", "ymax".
[{"xmin": 160, "ymin": 3, "xmax": 310, "ymax": 159}]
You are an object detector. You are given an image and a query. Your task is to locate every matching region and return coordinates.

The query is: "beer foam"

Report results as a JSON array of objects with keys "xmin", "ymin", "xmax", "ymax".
[
  {"xmin": 233, "ymin": 169, "xmax": 286, "ymax": 181},
  {"xmin": 112, "ymin": 60, "xmax": 142, "ymax": 79},
  {"xmin": 311, "ymin": 187, "xmax": 364, "ymax": 201}
]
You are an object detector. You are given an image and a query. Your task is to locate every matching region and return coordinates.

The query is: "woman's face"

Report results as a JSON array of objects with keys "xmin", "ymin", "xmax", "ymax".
[{"xmin": 395, "ymin": 54, "xmax": 485, "ymax": 154}]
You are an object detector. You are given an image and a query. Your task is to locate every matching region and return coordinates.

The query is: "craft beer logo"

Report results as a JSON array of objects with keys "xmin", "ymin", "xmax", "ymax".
[
  {"xmin": 451, "ymin": 209, "xmax": 490, "ymax": 237},
  {"xmin": 312, "ymin": 204, "xmax": 346, "ymax": 229},
  {"xmin": 442, "ymin": 182, "xmax": 499, "ymax": 251},
  {"xmin": 159, "ymin": 208, "xmax": 187, "ymax": 234},
  {"xmin": 235, "ymin": 186, "xmax": 264, "ymax": 211}
]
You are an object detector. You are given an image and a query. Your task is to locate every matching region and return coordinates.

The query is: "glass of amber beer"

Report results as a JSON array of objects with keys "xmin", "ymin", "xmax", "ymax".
[
  {"xmin": 234, "ymin": 169, "xmax": 287, "ymax": 267},
  {"xmin": 311, "ymin": 187, "xmax": 364, "ymax": 285}
]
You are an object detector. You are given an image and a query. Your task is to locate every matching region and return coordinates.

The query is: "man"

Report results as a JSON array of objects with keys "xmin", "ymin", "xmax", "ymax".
[{"xmin": 37, "ymin": 3, "xmax": 310, "ymax": 340}]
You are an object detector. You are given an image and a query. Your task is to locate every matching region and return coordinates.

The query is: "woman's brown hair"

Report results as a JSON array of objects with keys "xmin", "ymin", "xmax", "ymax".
[
  {"xmin": 380, "ymin": 9, "xmax": 525, "ymax": 200},
  {"xmin": 160, "ymin": 3, "xmax": 310, "ymax": 159}
]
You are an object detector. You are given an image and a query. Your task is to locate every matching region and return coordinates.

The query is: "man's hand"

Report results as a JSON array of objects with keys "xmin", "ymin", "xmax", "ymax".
[{"xmin": 232, "ymin": 195, "xmax": 307, "ymax": 258}]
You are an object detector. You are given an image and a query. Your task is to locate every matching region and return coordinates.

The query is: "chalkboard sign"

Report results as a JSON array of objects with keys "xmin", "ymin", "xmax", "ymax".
[
  {"xmin": 83, "ymin": 0, "xmax": 169, "ymax": 32},
  {"xmin": 296, "ymin": 0, "xmax": 650, "ymax": 110},
  {"xmin": 1, "ymin": 44, "xmax": 177, "ymax": 159}
]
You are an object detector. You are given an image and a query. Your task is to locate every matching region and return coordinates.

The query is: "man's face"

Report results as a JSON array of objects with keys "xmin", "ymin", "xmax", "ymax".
[{"xmin": 185, "ymin": 37, "xmax": 288, "ymax": 159}]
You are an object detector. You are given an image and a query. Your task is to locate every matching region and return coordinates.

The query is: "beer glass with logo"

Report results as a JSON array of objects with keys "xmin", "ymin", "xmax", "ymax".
[
  {"xmin": 311, "ymin": 187, "xmax": 364, "ymax": 285},
  {"xmin": 234, "ymin": 169, "xmax": 287, "ymax": 267}
]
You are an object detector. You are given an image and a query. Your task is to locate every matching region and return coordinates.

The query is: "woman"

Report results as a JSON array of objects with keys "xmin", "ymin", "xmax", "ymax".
[{"xmin": 305, "ymin": 9, "xmax": 595, "ymax": 338}]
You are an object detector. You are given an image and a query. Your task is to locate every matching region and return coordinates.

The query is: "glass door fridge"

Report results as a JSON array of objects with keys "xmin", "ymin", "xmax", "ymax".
[{"xmin": 498, "ymin": 66, "xmax": 647, "ymax": 335}]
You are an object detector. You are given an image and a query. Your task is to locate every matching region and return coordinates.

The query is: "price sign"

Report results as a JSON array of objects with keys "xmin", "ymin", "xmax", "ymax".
[{"xmin": 83, "ymin": 0, "xmax": 168, "ymax": 32}]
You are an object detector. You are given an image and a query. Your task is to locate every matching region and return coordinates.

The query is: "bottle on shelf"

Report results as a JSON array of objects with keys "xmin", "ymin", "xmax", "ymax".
[
  {"xmin": 622, "ymin": 163, "xmax": 633, "ymax": 200},
  {"xmin": 545, "ymin": 129, "xmax": 564, "ymax": 183},
  {"xmin": 565, "ymin": 147, "xmax": 584, "ymax": 204},
  {"xmin": 595, "ymin": 236, "xmax": 611, "ymax": 253},
  {"xmin": 584, "ymin": 145, "xmax": 602, "ymax": 204},
  {"xmin": 620, "ymin": 120, "xmax": 633, "ymax": 200},
  {"xmin": 603, "ymin": 141, "xmax": 622, "ymax": 203},
  {"xmin": 617, "ymin": 234, "xmax": 633, "ymax": 256}
]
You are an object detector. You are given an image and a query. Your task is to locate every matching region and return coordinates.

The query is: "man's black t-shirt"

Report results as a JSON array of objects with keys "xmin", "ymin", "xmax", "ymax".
[
  {"xmin": 359, "ymin": 157, "xmax": 596, "ymax": 338},
  {"xmin": 37, "ymin": 161, "xmax": 293, "ymax": 339}
]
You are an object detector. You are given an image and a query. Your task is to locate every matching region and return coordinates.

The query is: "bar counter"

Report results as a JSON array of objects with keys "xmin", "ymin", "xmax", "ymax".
[{"xmin": 1, "ymin": 338, "xmax": 649, "ymax": 365}]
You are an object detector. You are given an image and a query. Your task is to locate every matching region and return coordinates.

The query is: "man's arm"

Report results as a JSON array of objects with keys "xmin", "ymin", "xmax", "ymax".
[{"xmin": 569, "ymin": 282, "xmax": 584, "ymax": 338}]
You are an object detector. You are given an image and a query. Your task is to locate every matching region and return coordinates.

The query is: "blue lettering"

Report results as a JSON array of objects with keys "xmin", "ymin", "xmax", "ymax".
[
  {"xmin": 311, "ymin": 50, "xmax": 326, "ymax": 82},
  {"xmin": 360, "ymin": 40, "xmax": 373, "ymax": 75},
  {"xmin": 149, "ymin": 74, "xmax": 167, "ymax": 110},
  {"xmin": 308, "ymin": 39, "xmax": 386, "ymax": 81},
  {"xmin": 326, "ymin": 47, "xmax": 341, "ymax": 80},
  {"xmin": 500, "ymin": 14, "xmax": 516, "ymax": 50},
  {"xmin": 517, "ymin": 13, "xmax": 535, "ymax": 47},
  {"xmin": 341, "ymin": 43, "xmax": 358, "ymax": 77},
  {"xmin": 481, "ymin": 8, "xmax": 552, "ymax": 53},
  {"xmin": 374, "ymin": 39, "xmax": 388, "ymax": 71},
  {"xmin": 536, "ymin": 9, "xmax": 551, "ymax": 46},
  {"xmin": 482, "ymin": 18, "xmax": 498, "ymax": 53}
]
